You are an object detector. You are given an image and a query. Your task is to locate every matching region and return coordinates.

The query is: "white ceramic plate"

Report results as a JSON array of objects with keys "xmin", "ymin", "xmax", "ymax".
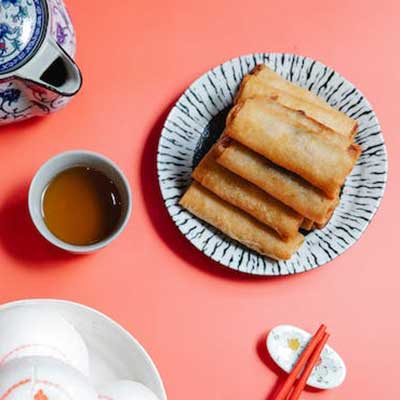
[
  {"xmin": 0, "ymin": 299, "xmax": 167, "ymax": 400},
  {"xmin": 157, "ymin": 53, "xmax": 387, "ymax": 276},
  {"xmin": 267, "ymin": 324, "xmax": 346, "ymax": 389}
]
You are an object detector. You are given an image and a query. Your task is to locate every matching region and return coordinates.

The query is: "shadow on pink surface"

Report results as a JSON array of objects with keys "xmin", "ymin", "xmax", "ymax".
[
  {"xmin": 0, "ymin": 114, "xmax": 46, "ymax": 135},
  {"xmin": 0, "ymin": 184, "xmax": 77, "ymax": 266},
  {"xmin": 256, "ymin": 332, "xmax": 323, "ymax": 399},
  {"xmin": 139, "ymin": 100, "xmax": 301, "ymax": 282},
  {"xmin": 257, "ymin": 332, "xmax": 286, "ymax": 399}
]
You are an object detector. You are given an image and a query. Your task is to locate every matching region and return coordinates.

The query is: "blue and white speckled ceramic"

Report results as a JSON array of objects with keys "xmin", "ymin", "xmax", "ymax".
[
  {"xmin": 157, "ymin": 54, "xmax": 387, "ymax": 275},
  {"xmin": 267, "ymin": 324, "xmax": 346, "ymax": 389},
  {"xmin": 0, "ymin": 0, "xmax": 81, "ymax": 124}
]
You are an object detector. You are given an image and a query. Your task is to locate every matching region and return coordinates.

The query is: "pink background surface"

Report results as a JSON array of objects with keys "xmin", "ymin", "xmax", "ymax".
[{"xmin": 0, "ymin": 0, "xmax": 399, "ymax": 398}]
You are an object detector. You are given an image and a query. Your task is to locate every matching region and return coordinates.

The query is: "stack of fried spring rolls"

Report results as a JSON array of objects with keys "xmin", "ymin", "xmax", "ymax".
[
  {"xmin": 220, "ymin": 65, "xmax": 361, "ymax": 229},
  {"xmin": 180, "ymin": 145, "xmax": 305, "ymax": 260},
  {"xmin": 180, "ymin": 65, "xmax": 361, "ymax": 261}
]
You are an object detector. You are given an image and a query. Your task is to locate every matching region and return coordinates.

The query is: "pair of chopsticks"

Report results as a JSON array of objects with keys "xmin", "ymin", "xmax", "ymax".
[{"xmin": 273, "ymin": 324, "xmax": 329, "ymax": 400}]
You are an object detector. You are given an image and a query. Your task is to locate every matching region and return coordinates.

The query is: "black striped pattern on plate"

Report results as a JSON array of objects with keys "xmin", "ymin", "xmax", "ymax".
[{"xmin": 157, "ymin": 53, "xmax": 387, "ymax": 276}]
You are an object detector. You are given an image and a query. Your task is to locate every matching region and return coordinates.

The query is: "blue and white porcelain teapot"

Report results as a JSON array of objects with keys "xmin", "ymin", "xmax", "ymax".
[{"xmin": 0, "ymin": 0, "xmax": 81, "ymax": 124}]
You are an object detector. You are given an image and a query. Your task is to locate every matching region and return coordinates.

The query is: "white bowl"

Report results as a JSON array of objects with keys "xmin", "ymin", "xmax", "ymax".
[
  {"xmin": 0, "ymin": 299, "xmax": 167, "ymax": 400},
  {"xmin": 0, "ymin": 306, "xmax": 90, "ymax": 375},
  {"xmin": 0, "ymin": 356, "xmax": 98, "ymax": 399}
]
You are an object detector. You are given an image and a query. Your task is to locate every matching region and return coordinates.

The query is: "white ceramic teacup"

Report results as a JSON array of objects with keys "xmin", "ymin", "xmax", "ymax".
[{"xmin": 28, "ymin": 150, "xmax": 132, "ymax": 253}]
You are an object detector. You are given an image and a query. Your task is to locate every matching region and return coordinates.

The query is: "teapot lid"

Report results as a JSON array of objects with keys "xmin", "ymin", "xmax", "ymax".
[{"xmin": 0, "ymin": 0, "xmax": 47, "ymax": 75}]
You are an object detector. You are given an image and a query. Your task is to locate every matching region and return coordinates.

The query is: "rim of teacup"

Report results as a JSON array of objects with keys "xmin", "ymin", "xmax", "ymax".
[{"xmin": 28, "ymin": 150, "xmax": 132, "ymax": 253}]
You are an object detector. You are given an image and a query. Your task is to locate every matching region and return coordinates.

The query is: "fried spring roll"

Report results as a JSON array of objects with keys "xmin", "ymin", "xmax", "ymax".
[
  {"xmin": 301, "ymin": 196, "xmax": 339, "ymax": 231},
  {"xmin": 314, "ymin": 215, "xmax": 333, "ymax": 230},
  {"xmin": 179, "ymin": 183, "xmax": 304, "ymax": 260},
  {"xmin": 239, "ymin": 92, "xmax": 352, "ymax": 149},
  {"xmin": 226, "ymin": 98, "xmax": 361, "ymax": 198},
  {"xmin": 313, "ymin": 197, "xmax": 339, "ymax": 229},
  {"xmin": 192, "ymin": 148, "xmax": 303, "ymax": 240},
  {"xmin": 301, "ymin": 218, "xmax": 314, "ymax": 231},
  {"xmin": 237, "ymin": 78, "xmax": 356, "ymax": 139},
  {"xmin": 236, "ymin": 65, "xmax": 357, "ymax": 138},
  {"xmin": 215, "ymin": 139, "xmax": 337, "ymax": 224}
]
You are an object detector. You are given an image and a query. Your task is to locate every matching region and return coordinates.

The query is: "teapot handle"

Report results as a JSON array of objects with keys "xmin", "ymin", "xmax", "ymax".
[{"xmin": 16, "ymin": 38, "xmax": 82, "ymax": 96}]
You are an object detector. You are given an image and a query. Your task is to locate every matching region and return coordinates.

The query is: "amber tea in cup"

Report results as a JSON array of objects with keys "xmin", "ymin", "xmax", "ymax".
[
  {"xmin": 29, "ymin": 150, "xmax": 132, "ymax": 253},
  {"xmin": 42, "ymin": 166, "xmax": 122, "ymax": 246}
]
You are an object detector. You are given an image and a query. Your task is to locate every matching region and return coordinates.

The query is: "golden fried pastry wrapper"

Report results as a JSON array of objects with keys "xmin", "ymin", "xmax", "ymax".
[
  {"xmin": 215, "ymin": 139, "xmax": 338, "ymax": 224},
  {"xmin": 301, "ymin": 196, "xmax": 339, "ymax": 230},
  {"xmin": 301, "ymin": 218, "xmax": 314, "ymax": 231},
  {"xmin": 192, "ymin": 148, "xmax": 303, "ymax": 240},
  {"xmin": 225, "ymin": 98, "xmax": 361, "ymax": 198},
  {"xmin": 313, "ymin": 197, "xmax": 340, "ymax": 229},
  {"xmin": 179, "ymin": 183, "xmax": 304, "ymax": 261},
  {"xmin": 236, "ymin": 65, "xmax": 357, "ymax": 138}
]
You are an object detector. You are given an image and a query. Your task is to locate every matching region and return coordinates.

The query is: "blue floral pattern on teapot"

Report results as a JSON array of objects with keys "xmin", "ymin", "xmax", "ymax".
[{"xmin": 0, "ymin": 0, "xmax": 81, "ymax": 124}]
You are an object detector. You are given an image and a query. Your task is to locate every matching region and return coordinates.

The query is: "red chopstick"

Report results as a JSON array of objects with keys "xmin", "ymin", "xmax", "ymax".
[
  {"xmin": 288, "ymin": 331, "xmax": 330, "ymax": 400},
  {"xmin": 272, "ymin": 324, "xmax": 327, "ymax": 400}
]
